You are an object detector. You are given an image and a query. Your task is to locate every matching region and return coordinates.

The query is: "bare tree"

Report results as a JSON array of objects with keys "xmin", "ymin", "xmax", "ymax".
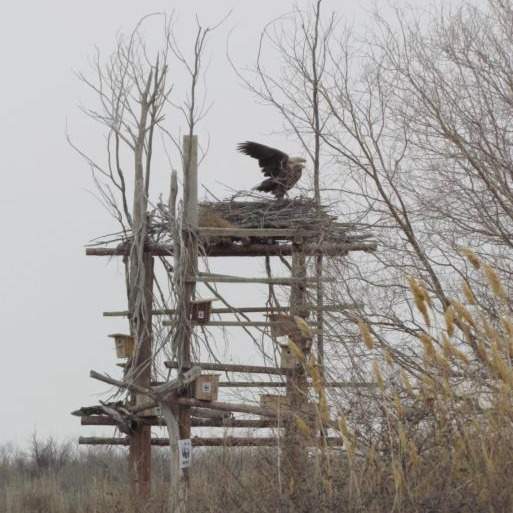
[
  {"xmin": 72, "ymin": 12, "xmax": 224, "ymax": 511},
  {"xmin": 234, "ymin": 0, "xmax": 513, "ymax": 460}
]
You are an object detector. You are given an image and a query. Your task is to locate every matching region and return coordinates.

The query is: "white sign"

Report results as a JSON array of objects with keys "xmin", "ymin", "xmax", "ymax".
[{"xmin": 178, "ymin": 439, "xmax": 192, "ymax": 469}]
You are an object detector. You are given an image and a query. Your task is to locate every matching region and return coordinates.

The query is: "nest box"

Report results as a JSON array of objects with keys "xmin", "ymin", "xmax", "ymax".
[
  {"xmin": 191, "ymin": 299, "xmax": 213, "ymax": 324},
  {"xmin": 280, "ymin": 342, "xmax": 299, "ymax": 369},
  {"xmin": 194, "ymin": 374, "xmax": 219, "ymax": 401},
  {"xmin": 108, "ymin": 334, "xmax": 135, "ymax": 359}
]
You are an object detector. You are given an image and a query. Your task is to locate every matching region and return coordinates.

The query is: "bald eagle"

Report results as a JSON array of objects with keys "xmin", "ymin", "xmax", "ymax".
[{"xmin": 238, "ymin": 141, "xmax": 306, "ymax": 199}]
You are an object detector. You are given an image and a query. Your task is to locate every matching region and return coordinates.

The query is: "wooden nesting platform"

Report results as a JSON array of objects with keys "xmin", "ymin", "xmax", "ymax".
[{"xmin": 86, "ymin": 198, "xmax": 376, "ymax": 257}]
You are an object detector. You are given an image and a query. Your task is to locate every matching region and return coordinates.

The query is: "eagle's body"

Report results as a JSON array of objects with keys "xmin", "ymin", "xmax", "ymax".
[{"xmin": 238, "ymin": 141, "xmax": 306, "ymax": 199}]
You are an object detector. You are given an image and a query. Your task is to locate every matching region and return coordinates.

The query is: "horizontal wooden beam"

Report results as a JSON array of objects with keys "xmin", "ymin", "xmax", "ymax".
[
  {"xmin": 80, "ymin": 415, "xmax": 279, "ymax": 428},
  {"xmin": 163, "ymin": 320, "xmax": 270, "ymax": 328},
  {"xmin": 85, "ymin": 241, "xmax": 376, "ymax": 258},
  {"xmin": 190, "ymin": 273, "xmax": 329, "ymax": 285},
  {"xmin": 198, "ymin": 227, "xmax": 321, "ymax": 239},
  {"xmin": 219, "ymin": 381, "xmax": 375, "ymax": 388},
  {"xmin": 79, "ymin": 436, "xmax": 344, "ymax": 447},
  {"xmin": 176, "ymin": 397, "xmax": 278, "ymax": 418},
  {"xmin": 103, "ymin": 304, "xmax": 359, "ymax": 317},
  {"xmin": 162, "ymin": 320, "xmax": 319, "ymax": 329},
  {"xmin": 219, "ymin": 381, "xmax": 285, "ymax": 388},
  {"xmin": 164, "ymin": 361, "xmax": 289, "ymax": 375},
  {"xmin": 149, "ymin": 380, "xmax": 375, "ymax": 389}
]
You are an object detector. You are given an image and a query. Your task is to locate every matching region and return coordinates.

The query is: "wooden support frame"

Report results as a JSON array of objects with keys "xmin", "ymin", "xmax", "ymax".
[{"xmin": 76, "ymin": 128, "xmax": 378, "ymax": 511}]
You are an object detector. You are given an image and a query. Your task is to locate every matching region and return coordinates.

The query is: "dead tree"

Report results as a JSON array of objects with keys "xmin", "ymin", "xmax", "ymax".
[{"xmin": 71, "ymin": 13, "xmax": 219, "ymax": 509}]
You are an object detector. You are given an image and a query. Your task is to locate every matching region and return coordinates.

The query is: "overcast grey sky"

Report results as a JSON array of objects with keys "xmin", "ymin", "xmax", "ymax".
[{"xmin": 0, "ymin": 0, "xmax": 417, "ymax": 446}]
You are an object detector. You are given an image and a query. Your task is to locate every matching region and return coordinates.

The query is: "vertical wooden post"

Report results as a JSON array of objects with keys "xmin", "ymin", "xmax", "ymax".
[
  {"xmin": 284, "ymin": 238, "xmax": 312, "ymax": 512},
  {"xmin": 128, "ymin": 253, "xmax": 154, "ymax": 503},
  {"xmin": 179, "ymin": 135, "xmax": 198, "ymax": 505}
]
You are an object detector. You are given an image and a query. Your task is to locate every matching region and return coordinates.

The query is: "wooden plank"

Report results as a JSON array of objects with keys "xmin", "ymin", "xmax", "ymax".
[
  {"xmin": 198, "ymin": 227, "xmax": 322, "ymax": 239},
  {"xmin": 188, "ymin": 273, "xmax": 329, "ymax": 285},
  {"xmin": 85, "ymin": 241, "xmax": 377, "ymax": 257},
  {"xmin": 103, "ymin": 304, "xmax": 359, "ymax": 317},
  {"xmin": 176, "ymin": 397, "xmax": 278, "ymax": 418},
  {"xmin": 149, "ymin": 379, "xmax": 375, "ymax": 389},
  {"xmin": 81, "ymin": 415, "xmax": 280, "ymax": 428},
  {"xmin": 218, "ymin": 381, "xmax": 375, "ymax": 388},
  {"xmin": 79, "ymin": 436, "xmax": 344, "ymax": 447},
  {"xmin": 162, "ymin": 320, "xmax": 320, "ymax": 329},
  {"xmin": 164, "ymin": 361, "xmax": 289, "ymax": 375},
  {"xmin": 218, "ymin": 381, "xmax": 286, "ymax": 388}
]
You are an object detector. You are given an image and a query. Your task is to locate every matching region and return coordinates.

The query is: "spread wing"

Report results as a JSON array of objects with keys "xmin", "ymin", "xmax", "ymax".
[{"xmin": 238, "ymin": 141, "xmax": 289, "ymax": 178}]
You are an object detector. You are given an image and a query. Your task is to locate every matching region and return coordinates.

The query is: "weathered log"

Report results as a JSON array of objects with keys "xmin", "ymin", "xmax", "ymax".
[
  {"xmin": 189, "ymin": 273, "xmax": 330, "ymax": 285},
  {"xmin": 89, "ymin": 367, "xmax": 201, "ymax": 399},
  {"xmin": 79, "ymin": 436, "xmax": 344, "ymax": 447},
  {"xmin": 164, "ymin": 361, "xmax": 289, "ymax": 375},
  {"xmin": 81, "ymin": 415, "xmax": 280, "ymax": 428},
  {"xmin": 162, "ymin": 320, "xmax": 319, "ymax": 329},
  {"xmin": 176, "ymin": 398, "xmax": 279, "ymax": 418},
  {"xmin": 103, "ymin": 303, "xmax": 359, "ymax": 317},
  {"xmin": 198, "ymin": 227, "xmax": 324, "ymax": 239},
  {"xmin": 85, "ymin": 241, "xmax": 377, "ymax": 257}
]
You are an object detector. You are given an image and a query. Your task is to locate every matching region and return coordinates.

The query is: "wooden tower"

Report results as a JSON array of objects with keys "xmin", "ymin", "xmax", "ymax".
[{"xmin": 73, "ymin": 136, "xmax": 376, "ymax": 512}]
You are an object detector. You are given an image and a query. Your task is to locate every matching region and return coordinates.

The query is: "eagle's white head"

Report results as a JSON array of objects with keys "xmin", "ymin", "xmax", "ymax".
[{"xmin": 288, "ymin": 157, "xmax": 307, "ymax": 171}]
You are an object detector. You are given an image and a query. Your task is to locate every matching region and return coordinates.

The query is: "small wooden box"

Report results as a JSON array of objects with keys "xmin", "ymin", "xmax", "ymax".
[
  {"xmin": 194, "ymin": 374, "xmax": 219, "ymax": 401},
  {"xmin": 191, "ymin": 300, "xmax": 213, "ymax": 324},
  {"xmin": 108, "ymin": 334, "xmax": 135, "ymax": 359},
  {"xmin": 280, "ymin": 343, "xmax": 299, "ymax": 369},
  {"xmin": 260, "ymin": 394, "xmax": 289, "ymax": 412}
]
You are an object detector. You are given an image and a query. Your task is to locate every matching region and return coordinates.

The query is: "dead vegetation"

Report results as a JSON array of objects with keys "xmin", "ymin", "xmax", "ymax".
[{"xmin": 4, "ymin": 259, "xmax": 513, "ymax": 512}]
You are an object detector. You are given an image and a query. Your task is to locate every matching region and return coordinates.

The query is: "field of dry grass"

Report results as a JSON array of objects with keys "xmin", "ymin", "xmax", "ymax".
[
  {"xmin": 5, "ymin": 255, "xmax": 513, "ymax": 513},
  {"xmin": 0, "ymin": 440, "xmax": 301, "ymax": 513},
  {"xmin": 2, "ymin": 418, "xmax": 513, "ymax": 513}
]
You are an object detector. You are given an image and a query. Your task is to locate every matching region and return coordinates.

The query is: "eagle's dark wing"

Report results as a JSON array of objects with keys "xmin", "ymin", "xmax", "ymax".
[{"xmin": 237, "ymin": 141, "xmax": 289, "ymax": 177}]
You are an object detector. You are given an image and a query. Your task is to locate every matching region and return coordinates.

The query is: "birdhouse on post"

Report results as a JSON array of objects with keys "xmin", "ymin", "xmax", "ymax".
[
  {"xmin": 108, "ymin": 334, "xmax": 135, "ymax": 359},
  {"xmin": 280, "ymin": 342, "xmax": 299, "ymax": 369},
  {"xmin": 194, "ymin": 374, "xmax": 219, "ymax": 401},
  {"xmin": 190, "ymin": 299, "xmax": 214, "ymax": 324}
]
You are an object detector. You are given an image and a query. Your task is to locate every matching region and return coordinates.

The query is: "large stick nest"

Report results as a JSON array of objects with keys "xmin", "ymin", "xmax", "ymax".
[
  {"xmin": 87, "ymin": 195, "xmax": 374, "ymax": 248},
  {"xmin": 198, "ymin": 198, "xmax": 335, "ymax": 229},
  {"xmin": 149, "ymin": 196, "xmax": 372, "ymax": 244}
]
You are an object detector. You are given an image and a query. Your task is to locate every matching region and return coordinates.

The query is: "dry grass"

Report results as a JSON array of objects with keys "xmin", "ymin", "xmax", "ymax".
[{"xmin": 6, "ymin": 259, "xmax": 513, "ymax": 512}]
